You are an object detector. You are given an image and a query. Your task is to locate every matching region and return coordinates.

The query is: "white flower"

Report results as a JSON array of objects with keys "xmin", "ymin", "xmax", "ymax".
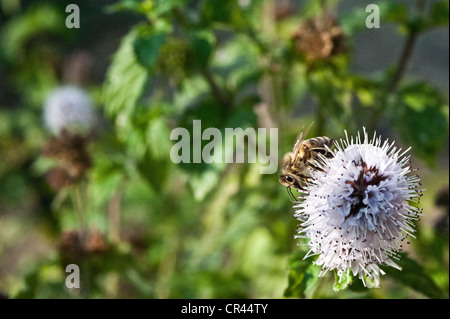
[
  {"xmin": 238, "ymin": 0, "xmax": 251, "ymax": 9},
  {"xmin": 294, "ymin": 128, "xmax": 423, "ymax": 288},
  {"xmin": 43, "ymin": 86, "xmax": 96, "ymax": 135}
]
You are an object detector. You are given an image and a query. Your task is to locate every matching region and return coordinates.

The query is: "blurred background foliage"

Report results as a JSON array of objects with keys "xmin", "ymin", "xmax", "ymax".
[{"xmin": 0, "ymin": 0, "xmax": 448, "ymax": 298}]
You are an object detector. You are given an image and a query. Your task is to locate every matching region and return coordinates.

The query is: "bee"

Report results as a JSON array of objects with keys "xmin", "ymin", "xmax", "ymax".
[{"xmin": 279, "ymin": 122, "xmax": 334, "ymax": 202}]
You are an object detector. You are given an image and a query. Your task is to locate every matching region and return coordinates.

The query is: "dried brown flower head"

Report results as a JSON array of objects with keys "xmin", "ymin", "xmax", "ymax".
[
  {"xmin": 292, "ymin": 14, "xmax": 345, "ymax": 62},
  {"xmin": 45, "ymin": 167, "xmax": 74, "ymax": 191},
  {"xmin": 275, "ymin": 0, "xmax": 297, "ymax": 21},
  {"xmin": 58, "ymin": 229, "xmax": 109, "ymax": 264},
  {"xmin": 42, "ymin": 128, "xmax": 91, "ymax": 183}
]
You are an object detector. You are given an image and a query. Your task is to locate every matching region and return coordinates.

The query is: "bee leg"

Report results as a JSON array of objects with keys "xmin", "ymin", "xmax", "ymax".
[
  {"xmin": 311, "ymin": 148, "xmax": 334, "ymax": 159},
  {"xmin": 299, "ymin": 174, "xmax": 313, "ymax": 181},
  {"xmin": 286, "ymin": 187, "xmax": 296, "ymax": 202},
  {"xmin": 286, "ymin": 187, "xmax": 301, "ymax": 203},
  {"xmin": 306, "ymin": 161, "xmax": 324, "ymax": 172},
  {"xmin": 324, "ymin": 151, "xmax": 334, "ymax": 158},
  {"xmin": 286, "ymin": 186, "xmax": 307, "ymax": 204},
  {"xmin": 296, "ymin": 173, "xmax": 313, "ymax": 188}
]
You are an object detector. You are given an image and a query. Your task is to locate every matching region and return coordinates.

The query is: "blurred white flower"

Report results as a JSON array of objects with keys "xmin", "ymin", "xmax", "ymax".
[
  {"xmin": 294, "ymin": 128, "xmax": 423, "ymax": 288},
  {"xmin": 238, "ymin": 0, "xmax": 251, "ymax": 9},
  {"xmin": 43, "ymin": 86, "xmax": 96, "ymax": 135}
]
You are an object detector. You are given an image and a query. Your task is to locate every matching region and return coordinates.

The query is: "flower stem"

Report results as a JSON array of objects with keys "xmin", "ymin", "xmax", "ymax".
[
  {"xmin": 73, "ymin": 183, "xmax": 87, "ymax": 241},
  {"xmin": 71, "ymin": 182, "xmax": 91, "ymax": 298},
  {"xmin": 387, "ymin": 30, "xmax": 419, "ymax": 95}
]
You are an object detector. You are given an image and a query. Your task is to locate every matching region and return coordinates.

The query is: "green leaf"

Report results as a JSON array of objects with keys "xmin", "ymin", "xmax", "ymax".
[
  {"xmin": 302, "ymin": 0, "xmax": 326, "ymax": 18},
  {"xmin": 137, "ymin": 152, "xmax": 170, "ymax": 192},
  {"xmin": 105, "ymin": 0, "xmax": 186, "ymax": 18},
  {"xmin": 351, "ymin": 75, "xmax": 382, "ymax": 107},
  {"xmin": 146, "ymin": 117, "xmax": 172, "ymax": 160},
  {"xmin": 188, "ymin": 170, "xmax": 220, "ymax": 201},
  {"xmin": 429, "ymin": 0, "xmax": 449, "ymax": 27},
  {"xmin": 88, "ymin": 155, "xmax": 124, "ymax": 210},
  {"xmin": 307, "ymin": 66, "xmax": 352, "ymax": 121},
  {"xmin": 382, "ymin": 253, "xmax": 447, "ymax": 299},
  {"xmin": 284, "ymin": 250, "xmax": 320, "ymax": 298},
  {"xmin": 200, "ymin": 0, "xmax": 247, "ymax": 28},
  {"xmin": 233, "ymin": 67, "xmax": 262, "ymax": 93},
  {"xmin": 341, "ymin": 1, "xmax": 407, "ymax": 35},
  {"xmin": 0, "ymin": 4, "xmax": 65, "ymax": 61},
  {"xmin": 340, "ymin": 6, "xmax": 369, "ymax": 35},
  {"xmin": 224, "ymin": 102, "xmax": 258, "ymax": 129},
  {"xmin": 333, "ymin": 270, "xmax": 353, "ymax": 292},
  {"xmin": 104, "ymin": 0, "xmax": 142, "ymax": 14},
  {"xmin": 187, "ymin": 30, "xmax": 215, "ymax": 70},
  {"xmin": 103, "ymin": 28, "xmax": 148, "ymax": 123},
  {"xmin": 382, "ymin": 1, "xmax": 408, "ymax": 25},
  {"xmin": 390, "ymin": 82, "xmax": 448, "ymax": 167},
  {"xmin": 133, "ymin": 28, "xmax": 168, "ymax": 69},
  {"xmin": 152, "ymin": 0, "xmax": 187, "ymax": 17}
]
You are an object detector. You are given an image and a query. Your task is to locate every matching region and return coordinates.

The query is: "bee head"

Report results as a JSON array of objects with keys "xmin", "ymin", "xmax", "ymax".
[{"xmin": 279, "ymin": 173, "xmax": 302, "ymax": 189}]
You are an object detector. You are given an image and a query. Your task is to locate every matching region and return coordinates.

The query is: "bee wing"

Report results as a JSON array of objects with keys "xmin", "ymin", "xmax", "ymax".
[{"xmin": 291, "ymin": 121, "xmax": 314, "ymax": 157}]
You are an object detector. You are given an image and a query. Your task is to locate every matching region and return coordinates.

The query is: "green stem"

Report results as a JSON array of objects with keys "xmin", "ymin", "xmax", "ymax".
[
  {"xmin": 73, "ymin": 184, "xmax": 87, "ymax": 240},
  {"xmin": 71, "ymin": 183, "xmax": 91, "ymax": 298},
  {"xmin": 387, "ymin": 30, "xmax": 419, "ymax": 95}
]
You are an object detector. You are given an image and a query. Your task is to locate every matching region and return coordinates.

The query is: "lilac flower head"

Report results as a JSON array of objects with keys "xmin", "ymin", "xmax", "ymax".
[{"xmin": 294, "ymin": 128, "xmax": 423, "ymax": 288}]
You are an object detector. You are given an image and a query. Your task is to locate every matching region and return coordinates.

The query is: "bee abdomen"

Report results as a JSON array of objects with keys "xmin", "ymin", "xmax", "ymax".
[
  {"xmin": 317, "ymin": 136, "xmax": 333, "ymax": 143},
  {"xmin": 307, "ymin": 137, "xmax": 334, "ymax": 159},
  {"xmin": 308, "ymin": 136, "xmax": 333, "ymax": 147}
]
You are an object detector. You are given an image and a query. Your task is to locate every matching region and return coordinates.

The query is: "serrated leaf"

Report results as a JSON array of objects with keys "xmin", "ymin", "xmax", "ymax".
[
  {"xmin": 102, "ymin": 28, "xmax": 148, "ymax": 123},
  {"xmin": 382, "ymin": 253, "xmax": 447, "ymax": 299}
]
